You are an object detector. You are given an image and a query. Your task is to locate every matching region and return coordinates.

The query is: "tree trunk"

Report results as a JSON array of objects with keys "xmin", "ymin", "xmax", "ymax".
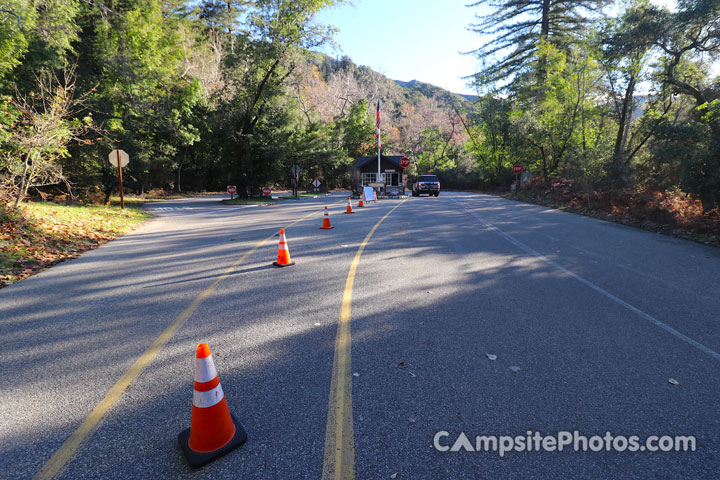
[
  {"xmin": 537, "ymin": 0, "xmax": 551, "ymax": 83},
  {"xmin": 14, "ymin": 152, "xmax": 32, "ymax": 208},
  {"xmin": 612, "ymin": 74, "xmax": 635, "ymax": 184},
  {"xmin": 540, "ymin": 145, "xmax": 548, "ymax": 180},
  {"xmin": 176, "ymin": 161, "xmax": 183, "ymax": 194}
]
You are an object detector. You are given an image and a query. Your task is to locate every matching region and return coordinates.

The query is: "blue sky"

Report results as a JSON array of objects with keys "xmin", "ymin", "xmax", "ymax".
[
  {"xmin": 314, "ymin": 0, "xmax": 717, "ymax": 96},
  {"xmin": 314, "ymin": 0, "xmax": 489, "ymax": 95}
]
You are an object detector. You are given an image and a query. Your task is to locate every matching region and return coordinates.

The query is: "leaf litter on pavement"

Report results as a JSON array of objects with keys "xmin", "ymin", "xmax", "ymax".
[{"xmin": 1, "ymin": 201, "xmax": 150, "ymax": 288}]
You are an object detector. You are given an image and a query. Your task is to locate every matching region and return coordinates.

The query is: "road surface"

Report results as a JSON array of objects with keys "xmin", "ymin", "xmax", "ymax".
[{"xmin": 1, "ymin": 192, "xmax": 719, "ymax": 479}]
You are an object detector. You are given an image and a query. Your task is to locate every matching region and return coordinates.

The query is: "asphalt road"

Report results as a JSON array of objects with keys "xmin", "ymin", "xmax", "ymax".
[{"xmin": 1, "ymin": 191, "xmax": 719, "ymax": 479}]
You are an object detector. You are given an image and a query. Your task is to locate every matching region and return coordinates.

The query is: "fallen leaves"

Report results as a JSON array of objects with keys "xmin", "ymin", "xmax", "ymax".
[
  {"xmin": 1, "ymin": 202, "xmax": 149, "ymax": 288},
  {"xmin": 513, "ymin": 179, "xmax": 720, "ymax": 246}
]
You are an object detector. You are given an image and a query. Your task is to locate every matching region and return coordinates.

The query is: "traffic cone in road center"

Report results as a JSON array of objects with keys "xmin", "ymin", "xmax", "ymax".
[
  {"xmin": 320, "ymin": 206, "xmax": 334, "ymax": 229},
  {"xmin": 178, "ymin": 343, "xmax": 247, "ymax": 468},
  {"xmin": 273, "ymin": 228, "xmax": 295, "ymax": 267},
  {"xmin": 358, "ymin": 196, "xmax": 364, "ymax": 207},
  {"xmin": 344, "ymin": 196, "xmax": 354, "ymax": 214}
]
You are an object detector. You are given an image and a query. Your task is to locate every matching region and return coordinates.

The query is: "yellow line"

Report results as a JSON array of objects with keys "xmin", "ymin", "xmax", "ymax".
[
  {"xmin": 322, "ymin": 200, "xmax": 407, "ymax": 480},
  {"xmin": 33, "ymin": 204, "xmax": 331, "ymax": 480}
]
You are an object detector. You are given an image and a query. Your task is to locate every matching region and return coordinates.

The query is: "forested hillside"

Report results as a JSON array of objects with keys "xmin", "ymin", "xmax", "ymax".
[{"xmin": 0, "ymin": 0, "xmax": 719, "ymax": 218}]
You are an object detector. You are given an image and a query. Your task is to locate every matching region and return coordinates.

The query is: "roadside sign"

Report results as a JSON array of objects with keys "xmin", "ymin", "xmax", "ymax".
[
  {"xmin": 291, "ymin": 165, "xmax": 301, "ymax": 175},
  {"xmin": 108, "ymin": 149, "xmax": 129, "ymax": 168},
  {"xmin": 262, "ymin": 187, "xmax": 271, "ymax": 196},
  {"xmin": 363, "ymin": 186, "xmax": 374, "ymax": 202},
  {"xmin": 108, "ymin": 149, "xmax": 129, "ymax": 209},
  {"xmin": 312, "ymin": 179, "xmax": 321, "ymax": 188},
  {"xmin": 227, "ymin": 185, "xmax": 237, "ymax": 195},
  {"xmin": 513, "ymin": 164, "xmax": 522, "ymax": 174},
  {"xmin": 399, "ymin": 157, "xmax": 410, "ymax": 168}
]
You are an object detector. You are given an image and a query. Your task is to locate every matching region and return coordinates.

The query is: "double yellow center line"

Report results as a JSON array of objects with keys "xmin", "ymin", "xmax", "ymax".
[
  {"xmin": 34, "ymin": 198, "xmax": 406, "ymax": 479},
  {"xmin": 322, "ymin": 200, "xmax": 407, "ymax": 480}
]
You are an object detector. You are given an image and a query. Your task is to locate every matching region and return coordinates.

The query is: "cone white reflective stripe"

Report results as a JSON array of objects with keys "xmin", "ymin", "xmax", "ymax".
[
  {"xmin": 279, "ymin": 232, "xmax": 288, "ymax": 245},
  {"xmin": 193, "ymin": 384, "xmax": 225, "ymax": 408},
  {"xmin": 194, "ymin": 355, "xmax": 218, "ymax": 383}
]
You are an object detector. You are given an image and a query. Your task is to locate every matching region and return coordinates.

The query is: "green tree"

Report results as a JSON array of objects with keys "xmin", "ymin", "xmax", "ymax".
[
  {"xmin": 468, "ymin": 0, "xmax": 609, "ymax": 90},
  {"xmin": 225, "ymin": 0, "xmax": 339, "ymax": 196},
  {"xmin": 600, "ymin": 0, "xmax": 657, "ymax": 184},
  {"xmin": 651, "ymin": 0, "xmax": 720, "ymax": 209},
  {"xmin": 510, "ymin": 42, "xmax": 603, "ymax": 179},
  {"xmin": 73, "ymin": 0, "xmax": 203, "ymax": 197},
  {"xmin": 470, "ymin": 95, "xmax": 512, "ymax": 182},
  {"xmin": 339, "ymin": 98, "xmax": 374, "ymax": 159}
]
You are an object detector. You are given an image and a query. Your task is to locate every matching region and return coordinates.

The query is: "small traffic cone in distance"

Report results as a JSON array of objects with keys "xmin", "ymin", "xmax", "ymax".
[
  {"xmin": 358, "ymin": 196, "xmax": 364, "ymax": 207},
  {"xmin": 273, "ymin": 228, "xmax": 295, "ymax": 266},
  {"xmin": 373, "ymin": 190, "xmax": 378, "ymax": 203},
  {"xmin": 178, "ymin": 343, "xmax": 247, "ymax": 468},
  {"xmin": 345, "ymin": 196, "xmax": 354, "ymax": 214},
  {"xmin": 320, "ymin": 206, "xmax": 334, "ymax": 229}
]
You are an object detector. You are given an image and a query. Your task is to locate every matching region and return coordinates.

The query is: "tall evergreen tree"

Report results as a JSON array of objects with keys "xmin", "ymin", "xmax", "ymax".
[{"xmin": 467, "ymin": 0, "xmax": 609, "ymax": 90}]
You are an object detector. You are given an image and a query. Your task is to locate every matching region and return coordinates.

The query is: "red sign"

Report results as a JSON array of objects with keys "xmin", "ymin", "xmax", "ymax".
[
  {"xmin": 513, "ymin": 165, "xmax": 522, "ymax": 174},
  {"xmin": 262, "ymin": 187, "xmax": 271, "ymax": 196},
  {"xmin": 399, "ymin": 157, "xmax": 410, "ymax": 168},
  {"xmin": 227, "ymin": 185, "xmax": 237, "ymax": 195}
]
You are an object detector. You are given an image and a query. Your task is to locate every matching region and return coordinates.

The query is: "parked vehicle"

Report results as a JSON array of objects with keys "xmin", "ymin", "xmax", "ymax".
[{"xmin": 412, "ymin": 174, "xmax": 440, "ymax": 196}]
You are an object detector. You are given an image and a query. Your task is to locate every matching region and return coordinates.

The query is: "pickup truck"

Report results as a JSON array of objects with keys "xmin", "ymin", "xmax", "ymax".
[{"xmin": 412, "ymin": 174, "xmax": 440, "ymax": 196}]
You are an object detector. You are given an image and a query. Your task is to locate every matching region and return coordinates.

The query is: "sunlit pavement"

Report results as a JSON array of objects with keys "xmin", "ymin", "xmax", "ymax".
[{"xmin": 1, "ymin": 191, "xmax": 719, "ymax": 479}]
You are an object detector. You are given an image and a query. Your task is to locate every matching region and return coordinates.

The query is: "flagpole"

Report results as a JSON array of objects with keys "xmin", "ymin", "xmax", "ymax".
[{"xmin": 376, "ymin": 98, "xmax": 381, "ymax": 186}]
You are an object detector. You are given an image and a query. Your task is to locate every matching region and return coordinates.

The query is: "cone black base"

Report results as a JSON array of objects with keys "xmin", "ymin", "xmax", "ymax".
[
  {"xmin": 320, "ymin": 226, "xmax": 335, "ymax": 229},
  {"xmin": 178, "ymin": 414, "xmax": 247, "ymax": 469},
  {"xmin": 273, "ymin": 261, "xmax": 296, "ymax": 267}
]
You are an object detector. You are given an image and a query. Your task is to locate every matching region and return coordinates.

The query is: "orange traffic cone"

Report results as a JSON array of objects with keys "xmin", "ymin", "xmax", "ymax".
[
  {"xmin": 273, "ymin": 228, "xmax": 295, "ymax": 266},
  {"xmin": 373, "ymin": 190, "xmax": 378, "ymax": 203},
  {"xmin": 358, "ymin": 197, "xmax": 364, "ymax": 207},
  {"xmin": 344, "ymin": 196, "xmax": 354, "ymax": 214},
  {"xmin": 178, "ymin": 343, "xmax": 247, "ymax": 468},
  {"xmin": 320, "ymin": 206, "xmax": 334, "ymax": 229}
]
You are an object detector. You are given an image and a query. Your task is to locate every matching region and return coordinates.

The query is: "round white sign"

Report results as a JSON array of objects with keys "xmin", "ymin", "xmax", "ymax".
[{"xmin": 108, "ymin": 149, "xmax": 129, "ymax": 168}]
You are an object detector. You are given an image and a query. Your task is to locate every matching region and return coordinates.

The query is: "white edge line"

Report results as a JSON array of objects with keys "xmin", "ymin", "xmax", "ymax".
[{"xmin": 453, "ymin": 197, "xmax": 720, "ymax": 363}]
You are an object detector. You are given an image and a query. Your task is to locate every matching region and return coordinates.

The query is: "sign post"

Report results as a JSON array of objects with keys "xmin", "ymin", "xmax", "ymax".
[
  {"xmin": 291, "ymin": 164, "xmax": 301, "ymax": 198},
  {"xmin": 108, "ymin": 149, "xmax": 129, "ymax": 209},
  {"xmin": 513, "ymin": 164, "xmax": 522, "ymax": 194},
  {"xmin": 227, "ymin": 185, "xmax": 237, "ymax": 199},
  {"xmin": 399, "ymin": 157, "xmax": 410, "ymax": 194},
  {"xmin": 262, "ymin": 187, "xmax": 271, "ymax": 197}
]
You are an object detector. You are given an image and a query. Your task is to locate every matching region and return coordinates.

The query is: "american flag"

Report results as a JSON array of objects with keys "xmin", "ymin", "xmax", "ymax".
[{"xmin": 376, "ymin": 98, "xmax": 381, "ymax": 151}]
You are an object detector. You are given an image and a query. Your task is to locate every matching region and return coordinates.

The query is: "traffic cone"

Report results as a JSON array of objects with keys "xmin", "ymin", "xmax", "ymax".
[
  {"xmin": 320, "ymin": 206, "xmax": 334, "ymax": 229},
  {"xmin": 273, "ymin": 228, "xmax": 295, "ymax": 266},
  {"xmin": 373, "ymin": 190, "xmax": 378, "ymax": 203},
  {"xmin": 344, "ymin": 196, "xmax": 354, "ymax": 214},
  {"xmin": 358, "ymin": 196, "xmax": 364, "ymax": 207},
  {"xmin": 178, "ymin": 343, "xmax": 247, "ymax": 468}
]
